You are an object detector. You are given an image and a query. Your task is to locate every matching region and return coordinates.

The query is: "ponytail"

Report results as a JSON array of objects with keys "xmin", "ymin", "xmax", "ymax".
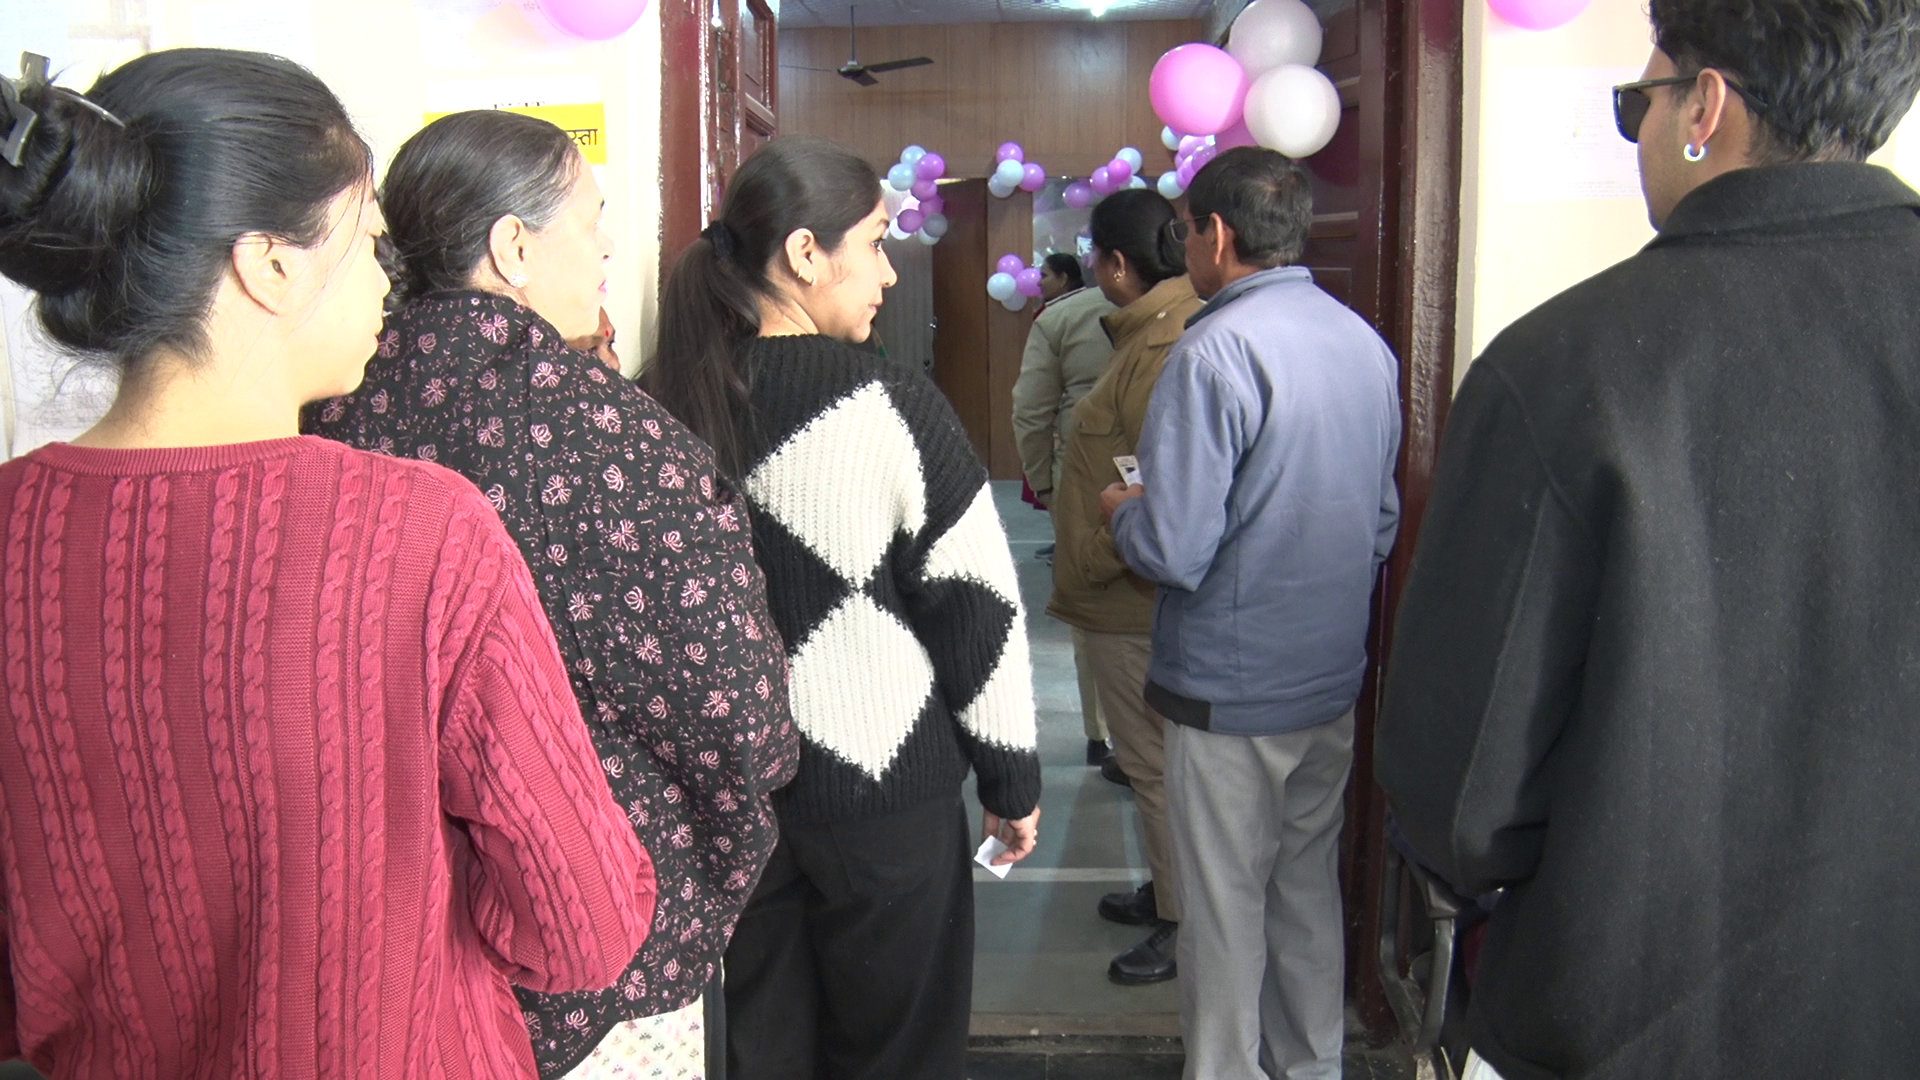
[
  {"xmin": 643, "ymin": 135, "xmax": 879, "ymax": 479},
  {"xmin": 644, "ymin": 230, "xmax": 763, "ymax": 478}
]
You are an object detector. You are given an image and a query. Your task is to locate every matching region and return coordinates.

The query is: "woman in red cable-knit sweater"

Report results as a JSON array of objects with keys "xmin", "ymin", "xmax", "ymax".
[{"xmin": 0, "ymin": 49, "xmax": 654, "ymax": 1079}]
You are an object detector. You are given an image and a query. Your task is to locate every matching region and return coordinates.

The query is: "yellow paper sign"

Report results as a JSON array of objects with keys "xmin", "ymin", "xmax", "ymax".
[{"xmin": 424, "ymin": 103, "xmax": 608, "ymax": 165}]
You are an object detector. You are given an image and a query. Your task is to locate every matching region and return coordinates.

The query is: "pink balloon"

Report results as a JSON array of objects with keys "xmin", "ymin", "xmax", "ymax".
[
  {"xmin": 1019, "ymin": 162, "xmax": 1048, "ymax": 192},
  {"xmin": 537, "ymin": 0, "xmax": 649, "ymax": 38},
  {"xmin": 1150, "ymin": 43, "xmax": 1250, "ymax": 137},
  {"xmin": 920, "ymin": 194, "xmax": 945, "ymax": 217},
  {"xmin": 911, "ymin": 177, "xmax": 939, "ymax": 201},
  {"xmin": 1090, "ymin": 166, "xmax": 1113, "ymax": 195},
  {"xmin": 1064, "ymin": 181, "xmax": 1095, "ymax": 209},
  {"xmin": 997, "ymin": 253, "xmax": 1027, "ymax": 277},
  {"xmin": 897, "ymin": 208, "xmax": 925, "ymax": 234},
  {"xmin": 1486, "ymin": 0, "xmax": 1592, "ymax": 29},
  {"xmin": 1191, "ymin": 142, "xmax": 1219, "ymax": 170},
  {"xmin": 1176, "ymin": 160, "xmax": 1197, "ymax": 188},
  {"xmin": 996, "ymin": 141, "xmax": 1025, "ymax": 163},
  {"xmin": 1215, "ymin": 116, "xmax": 1258, "ymax": 150},
  {"xmin": 1108, "ymin": 158, "xmax": 1134, "ymax": 185},
  {"xmin": 1015, "ymin": 267, "xmax": 1045, "ymax": 297},
  {"xmin": 915, "ymin": 152, "xmax": 946, "ymax": 181}
]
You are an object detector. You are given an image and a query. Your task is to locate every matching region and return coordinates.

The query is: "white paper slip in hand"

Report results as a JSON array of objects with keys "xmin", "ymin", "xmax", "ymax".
[
  {"xmin": 974, "ymin": 836, "xmax": 1014, "ymax": 879},
  {"xmin": 1113, "ymin": 455, "xmax": 1142, "ymax": 487}
]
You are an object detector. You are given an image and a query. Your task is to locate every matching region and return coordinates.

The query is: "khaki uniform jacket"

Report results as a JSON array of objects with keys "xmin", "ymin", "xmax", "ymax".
[
  {"xmin": 1046, "ymin": 275, "xmax": 1203, "ymax": 633},
  {"xmin": 1010, "ymin": 286, "xmax": 1117, "ymax": 497}
]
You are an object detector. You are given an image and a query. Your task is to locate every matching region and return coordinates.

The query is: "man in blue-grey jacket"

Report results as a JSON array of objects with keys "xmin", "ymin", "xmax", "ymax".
[{"xmin": 1102, "ymin": 147, "xmax": 1401, "ymax": 1080}]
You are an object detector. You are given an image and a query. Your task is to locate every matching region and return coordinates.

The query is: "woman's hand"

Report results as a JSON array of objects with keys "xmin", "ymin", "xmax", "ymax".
[{"xmin": 982, "ymin": 806, "xmax": 1043, "ymax": 866}]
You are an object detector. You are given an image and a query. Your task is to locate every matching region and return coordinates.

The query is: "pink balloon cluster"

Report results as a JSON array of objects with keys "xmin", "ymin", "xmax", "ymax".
[
  {"xmin": 985, "ymin": 253, "xmax": 1045, "ymax": 311},
  {"xmin": 1149, "ymin": 1, "xmax": 1343, "ymax": 164},
  {"xmin": 889, "ymin": 144, "xmax": 951, "ymax": 245},
  {"xmin": 536, "ymin": 0, "xmax": 649, "ymax": 39},
  {"xmin": 988, "ymin": 142, "xmax": 1051, "ymax": 199}
]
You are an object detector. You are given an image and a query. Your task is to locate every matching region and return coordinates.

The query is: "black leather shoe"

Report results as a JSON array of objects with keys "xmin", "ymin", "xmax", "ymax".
[
  {"xmin": 1098, "ymin": 880, "xmax": 1157, "ymax": 925},
  {"xmin": 1109, "ymin": 920, "xmax": 1178, "ymax": 984},
  {"xmin": 1086, "ymin": 739, "xmax": 1113, "ymax": 765},
  {"xmin": 1100, "ymin": 755, "xmax": 1132, "ymax": 788}
]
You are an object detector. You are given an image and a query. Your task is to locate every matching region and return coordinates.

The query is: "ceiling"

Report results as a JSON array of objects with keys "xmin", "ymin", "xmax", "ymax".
[{"xmin": 776, "ymin": 0, "xmax": 1221, "ymax": 29}]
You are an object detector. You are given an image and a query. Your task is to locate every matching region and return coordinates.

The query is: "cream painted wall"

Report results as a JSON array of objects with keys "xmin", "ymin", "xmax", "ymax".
[{"xmin": 1457, "ymin": 1, "xmax": 1920, "ymax": 383}]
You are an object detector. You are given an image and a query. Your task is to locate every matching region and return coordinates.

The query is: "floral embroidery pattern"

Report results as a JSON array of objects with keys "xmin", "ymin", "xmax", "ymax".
[{"xmin": 303, "ymin": 290, "xmax": 798, "ymax": 1077}]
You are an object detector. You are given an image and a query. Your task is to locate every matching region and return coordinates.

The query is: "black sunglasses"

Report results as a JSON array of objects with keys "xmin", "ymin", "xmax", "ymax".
[{"xmin": 1612, "ymin": 73, "xmax": 1769, "ymax": 144}]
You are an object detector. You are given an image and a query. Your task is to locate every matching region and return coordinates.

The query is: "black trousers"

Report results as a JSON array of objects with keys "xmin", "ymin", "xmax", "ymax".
[{"xmin": 724, "ymin": 796, "xmax": 974, "ymax": 1080}]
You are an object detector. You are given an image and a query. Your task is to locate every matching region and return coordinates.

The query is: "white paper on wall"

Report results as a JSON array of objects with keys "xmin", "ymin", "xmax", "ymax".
[
  {"xmin": 0, "ymin": 0, "xmax": 70, "ymax": 76},
  {"xmin": 187, "ymin": 0, "xmax": 317, "ymax": 69},
  {"xmin": 1497, "ymin": 66, "xmax": 1645, "ymax": 203},
  {"xmin": 1, "ymin": 281, "xmax": 117, "ymax": 460}
]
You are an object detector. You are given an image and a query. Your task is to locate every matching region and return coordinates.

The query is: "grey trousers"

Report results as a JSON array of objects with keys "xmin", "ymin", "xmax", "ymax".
[{"xmin": 1166, "ymin": 711, "xmax": 1355, "ymax": 1080}]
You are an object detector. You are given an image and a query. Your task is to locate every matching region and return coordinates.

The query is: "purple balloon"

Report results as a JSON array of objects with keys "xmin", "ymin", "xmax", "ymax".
[
  {"xmin": 1149, "ymin": 43, "xmax": 1250, "ymax": 137},
  {"xmin": 537, "ymin": 0, "xmax": 648, "ymax": 38},
  {"xmin": 897, "ymin": 208, "xmax": 925, "ymax": 234},
  {"xmin": 920, "ymin": 194, "xmax": 945, "ymax": 217},
  {"xmin": 910, "ymin": 177, "xmax": 939, "ymax": 202},
  {"xmin": 915, "ymin": 152, "xmax": 946, "ymax": 181},
  {"xmin": 1177, "ymin": 134, "xmax": 1208, "ymax": 157},
  {"xmin": 1215, "ymin": 116, "xmax": 1258, "ymax": 151},
  {"xmin": 1015, "ymin": 267, "xmax": 1045, "ymax": 297},
  {"xmin": 1019, "ymin": 162, "xmax": 1048, "ymax": 192},
  {"xmin": 1090, "ymin": 166, "xmax": 1113, "ymax": 195},
  {"xmin": 1176, "ymin": 160, "xmax": 1198, "ymax": 188},
  {"xmin": 1064, "ymin": 181, "xmax": 1095, "ymax": 209},
  {"xmin": 1191, "ymin": 142, "xmax": 1219, "ymax": 170},
  {"xmin": 997, "ymin": 253, "xmax": 1027, "ymax": 277},
  {"xmin": 996, "ymin": 141, "xmax": 1025, "ymax": 164},
  {"xmin": 1108, "ymin": 158, "xmax": 1134, "ymax": 185}
]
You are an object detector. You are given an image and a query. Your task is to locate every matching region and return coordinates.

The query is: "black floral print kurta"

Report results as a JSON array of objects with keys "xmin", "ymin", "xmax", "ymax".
[{"xmin": 304, "ymin": 290, "xmax": 798, "ymax": 1076}]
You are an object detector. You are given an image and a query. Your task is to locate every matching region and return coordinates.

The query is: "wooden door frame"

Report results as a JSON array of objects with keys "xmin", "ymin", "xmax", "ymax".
[
  {"xmin": 660, "ymin": 0, "xmax": 779, "ymax": 276},
  {"xmin": 1341, "ymin": 0, "xmax": 1464, "ymax": 1042}
]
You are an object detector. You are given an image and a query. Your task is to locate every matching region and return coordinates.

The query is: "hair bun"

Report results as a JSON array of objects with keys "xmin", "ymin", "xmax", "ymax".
[{"xmin": 0, "ymin": 80, "xmax": 153, "ymax": 296}]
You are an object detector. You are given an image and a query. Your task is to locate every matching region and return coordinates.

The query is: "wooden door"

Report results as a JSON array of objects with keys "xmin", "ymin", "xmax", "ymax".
[
  {"xmin": 660, "ymin": 0, "xmax": 778, "ymax": 275},
  {"xmin": 929, "ymin": 180, "xmax": 994, "ymax": 466},
  {"xmin": 1295, "ymin": 0, "xmax": 1463, "ymax": 1039}
]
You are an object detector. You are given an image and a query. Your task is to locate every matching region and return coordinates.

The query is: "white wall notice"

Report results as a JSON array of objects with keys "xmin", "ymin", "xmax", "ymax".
[{"xmin": 1496, "ymin": 66, "xmax": 1645, "ymax": 203}]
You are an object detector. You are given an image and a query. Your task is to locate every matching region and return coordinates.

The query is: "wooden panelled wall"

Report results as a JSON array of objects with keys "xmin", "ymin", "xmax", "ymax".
[
  {"xmin": 779, "ymin": 19, "xmax": 1204, "ymax": 477},
  {"xmin": 779, "ymin": 20, "xmax": 1201, "ymax": 178}
]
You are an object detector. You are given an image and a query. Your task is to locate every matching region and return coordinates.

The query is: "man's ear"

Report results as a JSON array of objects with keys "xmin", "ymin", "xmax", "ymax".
[
  {"xmin": 231, "ymin": 233, "xmax": 297, "ymax": 315},
  {"xmin": 1210, "ymin": 214, "xmax": 1236, "ymax": 268}
]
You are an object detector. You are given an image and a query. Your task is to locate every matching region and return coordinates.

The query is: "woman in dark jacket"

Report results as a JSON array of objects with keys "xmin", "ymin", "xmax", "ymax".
[
  {"xmin": 304, "ymin": 111, "xmax": 797, "ymax": 1078},
  {"xmin": 643, "ymin": 135, "xmax": 1042, "ymax": 1080}
]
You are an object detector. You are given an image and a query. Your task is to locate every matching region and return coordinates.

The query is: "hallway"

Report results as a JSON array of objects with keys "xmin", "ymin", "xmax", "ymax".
[{"xmin": 967, "ymin": 484, "xmax": 1414, "ymax": 1079}]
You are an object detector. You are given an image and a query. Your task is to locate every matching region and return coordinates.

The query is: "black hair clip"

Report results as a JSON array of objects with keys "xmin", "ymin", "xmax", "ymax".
[{"xmin": 1, "ymin": 53, "xmax": 46, "ymax": 168}]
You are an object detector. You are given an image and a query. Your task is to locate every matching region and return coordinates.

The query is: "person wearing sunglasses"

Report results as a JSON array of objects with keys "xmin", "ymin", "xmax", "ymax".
[{"xmin": 1378, "ymin": 2, "xmax": 1920, "ymax": 1079}]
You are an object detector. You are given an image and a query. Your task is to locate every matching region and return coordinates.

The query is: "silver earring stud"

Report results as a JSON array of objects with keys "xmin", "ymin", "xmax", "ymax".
[
  {"xmin": 507, "ymin": 273, "xmax": 530, "ymax": 288},
  {"xmin": 1684, "ymin": 143, "xmax": 1707, "ymax": 163}
]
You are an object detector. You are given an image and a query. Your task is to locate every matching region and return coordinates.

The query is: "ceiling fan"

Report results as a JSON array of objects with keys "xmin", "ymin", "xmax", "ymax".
[{"xmin": 781, "ymin": 6, "xmax": 935, "ymax": 87}]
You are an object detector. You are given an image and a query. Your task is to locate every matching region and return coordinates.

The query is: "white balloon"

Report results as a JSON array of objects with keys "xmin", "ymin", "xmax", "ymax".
[
  {"xmin": 922, "ymin": 212, "xmax": 950, "ymax": 238},
  {"xmin": 1157, "ymin": 171, "xmax": 1185, "ymax": 198},
  {"xmin": 986, "ymin": 272, "xmax": 1018, "ymax": 301},
  {"xmin": 1161, "ymin": 125, "xmax": 1180, "ymax": 151},
  {"xmin": 918, "ymin": 229, "xmax": 942, "ymax": 245},
  {"xmin": 1002, "ymin": 294, "xmax": 1028, "ymax": 312},
  {"xmin": 1227, "ymin": 0, "xmax": 1324, "ymax": 78},
  {"xmin": 901, "ymin": 144, "xmax": 927, "ymax": 165},
  {"xmin": 988, "ymin": 177, "xmax": 1018, "ymax": 199},
  {"xmin": 993, "ymin": 158, "xmax": 1026, "ymax": 186},
  {"xmin": 1117, "ymin": 146, "xmax": 1144, "ymax": 172},
  {"xmin": 887, "ymin": 221, "xmax": 912, "ymax": 241},
  {"xmin": 1243, "ymin": 64, "xmax": 1342, "ymax": 159},
  {"xmin": 1127, "ymin": 175, "xmax": 1148, "ymax": 189}
]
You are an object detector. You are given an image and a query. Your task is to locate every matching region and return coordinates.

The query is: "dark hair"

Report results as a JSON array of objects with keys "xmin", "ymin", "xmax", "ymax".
[
  {"xmin": 1042, "ymin": 252, "xmax": 1086, "ymax": 289},
  {"xmin": 643, "ymin": 135, "xmax": 879, "ymax": 477},
  {"xmin": 1087, "ymin": 189, "xmax": 1186, "ymax": 287},
  {"xmin": 1649, "ymin": 0, "xmax": 1920, "ymax": 164},
  {"xmin": 0, "ymin": 48, "xmax": 370, "ymax": 367},
  {"xmin": 1184, "ymin": 147, "xmax": 1313, "ymax": 268},
  {"xmin": 379, "ymin": 110, "xmax": 581, "ymax": 303}
]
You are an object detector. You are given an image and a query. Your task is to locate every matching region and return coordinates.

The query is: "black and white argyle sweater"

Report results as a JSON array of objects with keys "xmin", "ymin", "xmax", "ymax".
[{"xmin": 738, "ymin": 334, "xmax": 1041, "ymax": 824}]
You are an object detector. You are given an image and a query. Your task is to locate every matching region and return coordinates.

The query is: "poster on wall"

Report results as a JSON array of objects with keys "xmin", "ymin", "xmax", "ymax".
[
  {"xmin": 1497, "ymin": 66, "xmax": 1644, "ymax": 203},
  {"xmin": 425, "ymin": 102, "xmax": 608, "ymax": 164},
  {"xmin": 425, "ymin": 75, "xmax": 608, "ymax": 166}
]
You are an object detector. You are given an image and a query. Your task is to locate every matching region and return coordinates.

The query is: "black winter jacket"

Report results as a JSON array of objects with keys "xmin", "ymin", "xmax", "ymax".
[{"xmin": 1379, "ymin": 163, "xmax": 1920, "ymax": 1080}]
